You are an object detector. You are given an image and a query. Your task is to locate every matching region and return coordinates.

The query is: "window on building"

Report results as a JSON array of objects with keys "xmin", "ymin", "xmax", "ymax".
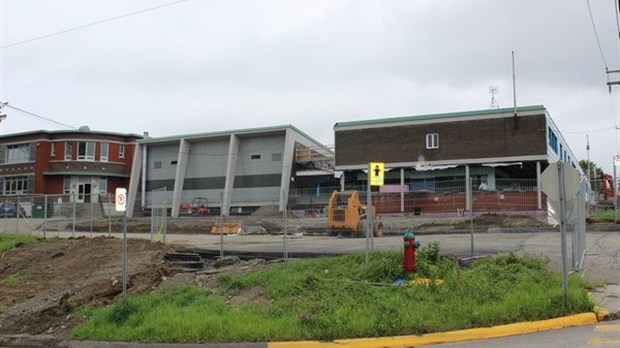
[
  {"xmin": 6, "ymin": 143, "xmax": 32, "ymax": 163},
  {"xmin": 251, "ymin": 154, "xmax": 261, "ymax": 160},
  {"xmin": 100, "ymin": 142, "xmax": 109, "ymax": 162},
  {"xmin": 3, "ymin": 175, "xmax": 33, "ymax": 195},
  {"xmin": 154, "ymin": 161, "xmax": 162, "ymax": 169},
  {"xmin": 119, "ymin": 144, "xmax": 126, "ymax": 158},
  {"xmin": 99, "ymin": 177, "xmax": 108, "ymax": 194},
  {"xmin": 78, "ymin": 141, "xmax": 95, "ymax": 160},
  {"xmin": 170, "ymin": 160, "xmax": 178, "ymax": 165},
  {"xmin": 50, "ymin": 142, "xmax": 56, "ymax": 157},
  {"xmin": 426, "ymin": 133, "xmax": 439, "ymax": 149},
  {"xmin": 63, "ymin": 176, "xmax": 71, "ymax": 194},
  {"xmin": 65, "ymin": 142, "xmax": 73, "ymax": 160}
]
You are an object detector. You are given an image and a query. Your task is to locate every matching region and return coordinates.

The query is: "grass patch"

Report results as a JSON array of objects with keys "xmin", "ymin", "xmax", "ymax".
[
  {"xmin": 0, "ymin": 234, "xmax": 38, "ymax": 253},
  {"xmin": 2, "ymin": 270, "xmax": 30, "ymax": 286},
  {"xmin": 588, "ymin": 209, "xmax": 618, "ymax": 223},
  {"xmin": 74, "ymin": 245, "xmax": 595, "ymax": 343}
]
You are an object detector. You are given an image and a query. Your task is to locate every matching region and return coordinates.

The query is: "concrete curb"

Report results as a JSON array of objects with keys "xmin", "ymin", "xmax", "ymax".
[
  {"xmin": 0, "ymin": 311, "xmax": 607, "ymax": 347},
  {"xmin": 268, "ymin": 312, "xmax": 600, "ymax": 348}
]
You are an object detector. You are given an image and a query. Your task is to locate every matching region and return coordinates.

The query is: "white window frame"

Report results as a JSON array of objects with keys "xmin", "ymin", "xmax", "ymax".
[
  {"xmin": 78, "ymin": 141, "xmax": 95, "ymax": 161},
  {"xmin": 65, "ymin": 142, "xmax": 73, "ymax": 160},
  {"xmin": 100, "ymin": 142, "xmax": 109, "ymax": 162},
  {"xmin": 50, "ymin": 142, "xmax": 56, "ymax": 157},
  {"xmin": 119, "ymin": 144, "xmax": 126, "ymax": 159},
  {"xmin": 5, "ymin": 143, "xmax": 31, "ymax": 163},
  {"xmin": 3, "ymin": 175, "xmax": 32, "ymax": 195},
  {"xmin": 99, "ymin": 177, "xmax": 108, "ymax": 194},
  {"xmin": 426, "ymin": 133, "xmax": 439, "ymax": 149},
  {"xmin": 63, "ymin": 176, "xmax": 71, "ymax": 194}
]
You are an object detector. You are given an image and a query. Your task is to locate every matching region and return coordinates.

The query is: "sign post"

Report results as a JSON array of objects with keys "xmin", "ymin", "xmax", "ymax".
[
  {"xmin": 366, "ymin": 162, "xmax": 384, "ymax": 264},
  {"xmin": 115, "ymin": 188, "xmax": 128, "ymax": 301},
  {"xmin": 541, "ymin": 163, "xmax": 580, "ymax": 308}
]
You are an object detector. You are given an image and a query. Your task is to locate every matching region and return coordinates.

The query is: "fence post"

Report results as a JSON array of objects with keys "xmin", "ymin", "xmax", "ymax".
[
  {"xmin": 108, "ymin": 193, "xmax": 112, "ymax": 237},
  {"xmin": 283, "ymin": 189, "xmax": 288, "ymax": 260},
  {"xmin": 72, "ymin": 193, "xmax": 76, "ymax": 237},
  {"xmin": 469, "ymin": 177, "xmax": 475, "ymax": 257},
  {"xmin": 90, "ymin": 194, "xmax": 94, "ymax": 237},
  {"xmin": 163, "ymin": 201, "xmax": 168, "ymax": 243},
  {"xmin": 16, "ymin": 196, "xmax": 21, "ymax": 234},
  {"xmin": 219, "ymin": 191, "xmax": 224, "ymax": 257},
  {"xmin": 43, "ymin": 195, "xmax": 48, "ymax": 238}
]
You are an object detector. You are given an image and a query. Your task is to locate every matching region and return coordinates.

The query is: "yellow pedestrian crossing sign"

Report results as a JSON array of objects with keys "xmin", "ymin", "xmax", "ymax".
[{"xmin": 369, "ymin": 162, "xmax": 385, "ymax": 186}]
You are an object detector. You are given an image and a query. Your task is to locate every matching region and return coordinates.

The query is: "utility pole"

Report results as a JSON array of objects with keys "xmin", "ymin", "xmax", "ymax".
[
  {"xmin": 587, "ymin": 135, "xmax": 591, "ymax": 215},
  {"xmin": 606, "ymin": 69, "xmax": 620, "ymax": 221}
]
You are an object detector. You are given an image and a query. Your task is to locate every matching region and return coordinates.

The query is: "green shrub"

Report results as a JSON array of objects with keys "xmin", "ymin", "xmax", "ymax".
[{"xmin": 74, "ymin": 248, "xmax": 595, "ymax": 343}]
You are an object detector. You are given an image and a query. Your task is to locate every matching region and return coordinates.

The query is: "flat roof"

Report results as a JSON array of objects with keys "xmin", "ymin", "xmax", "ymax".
[
  {"xmin": 139, "ymin": 124, "xmax": 333, "ymax": 153},
  {"xmin": 333, "ymin": 105, "xmax": 546, "ymax": 129}
]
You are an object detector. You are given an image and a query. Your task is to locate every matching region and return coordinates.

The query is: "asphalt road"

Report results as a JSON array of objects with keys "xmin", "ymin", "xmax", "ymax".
[{"xmin": 428, "ymin": 320, "xmax": 620, "ymax": 348}]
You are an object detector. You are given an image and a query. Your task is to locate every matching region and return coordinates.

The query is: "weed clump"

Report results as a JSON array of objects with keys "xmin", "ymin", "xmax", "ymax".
[{"xmin": 74, "ymin": 245, "xmax": 595, "ymax": 342}]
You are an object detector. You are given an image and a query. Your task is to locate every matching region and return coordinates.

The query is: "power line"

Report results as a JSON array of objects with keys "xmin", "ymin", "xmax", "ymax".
[
  {"xmin": 1, "ymin": 0, "xmax": 189, "ymax": 49},
  {"xmin": 615, "ymin": 0, "xmax": 620, "ymax": 38},
  {"xmin": 563, "ymin": 125, "xmax": 617, "ymax": 134},
  {"xmin": 587, "ymin": 0, "xmax": 609, "ymax": 68},
  {"xmin": 1, "ymin": 103, "xmax": 76, "ymax": 130}
]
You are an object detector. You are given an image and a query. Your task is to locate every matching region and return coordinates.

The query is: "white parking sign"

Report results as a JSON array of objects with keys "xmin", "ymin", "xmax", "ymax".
[{"xmin": 115, "ymin": 188, "xmax": 127, "ymax": 212}]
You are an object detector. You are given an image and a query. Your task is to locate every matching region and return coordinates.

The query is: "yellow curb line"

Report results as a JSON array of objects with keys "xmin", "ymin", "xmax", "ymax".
[{"xmin": 268, "ymin": 312, "xmax": 599, "ymax": 348}]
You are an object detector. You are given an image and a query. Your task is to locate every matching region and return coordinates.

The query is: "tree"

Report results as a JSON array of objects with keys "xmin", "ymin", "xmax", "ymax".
[{"xmin": 579, "ymin": 160, "xmax": 604, "ymax": 194}]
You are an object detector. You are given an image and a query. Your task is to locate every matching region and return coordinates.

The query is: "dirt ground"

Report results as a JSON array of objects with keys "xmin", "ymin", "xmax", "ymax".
[
  {"xmin": 0, "ymin": 235, "xmax": 282, "ymax": 341},
  {"xmin": 0, "ymin": 208, "xmax": 551, "ymax": 341}
]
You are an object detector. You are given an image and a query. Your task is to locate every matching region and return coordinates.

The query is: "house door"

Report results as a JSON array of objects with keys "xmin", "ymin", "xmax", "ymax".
[{"xmin": 77, "ymin": 183, "xmax": 92, "ymax": 203}]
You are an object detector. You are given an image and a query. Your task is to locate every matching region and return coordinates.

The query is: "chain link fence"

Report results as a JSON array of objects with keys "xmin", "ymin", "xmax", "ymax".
[
  {"xmin": 0, "ymin": 177, "xmax": 589, "ymax": 272},
  {"xmin": 0, "ymin": 193, "xmax": 124, "ymax": 236}
]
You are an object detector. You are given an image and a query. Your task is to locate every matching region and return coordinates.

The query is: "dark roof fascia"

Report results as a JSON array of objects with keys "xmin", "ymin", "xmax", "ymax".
[
  {"xmin": 42, "ymin": 171, "xmax": 129, "ymax": 178},
  {"xmin": 0, "ymin": 129, "xmax": 143, "ymax": 141},
  {"xmin": 333, "ymin": 105, "xmax": 546, "ymax": 129}
]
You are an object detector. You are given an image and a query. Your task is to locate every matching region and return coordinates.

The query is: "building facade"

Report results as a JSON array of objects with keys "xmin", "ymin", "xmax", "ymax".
[
  {"xmin": 0, "ymin": 127, "xmax": 141, "ymax": 203},
  {"xmin": 334, "ymin": 105, "xmax": 582, "ymax": 213},
  {"xmin": 127, "ymin": 125, "xmax": 333, "ymax": 217}
]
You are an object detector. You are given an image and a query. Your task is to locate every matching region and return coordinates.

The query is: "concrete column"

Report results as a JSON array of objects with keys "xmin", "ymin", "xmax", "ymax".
[
  {"xmin": 465, "ymin": 164, "xmax": 471, "ymax": 211},
  {"xmin": 536, "ymin": 161, "xmax": 542, "ymax": 210},
  {"xmin": 222, "ymin": 134, "xmax": 239, "ymax": 216},
  {"xmin": 400, "ymin": 167, "xmax": 405, "ymax": 213},
  {"xmin": 126, "ymin": 143, "xmax": 143, "ymax": 218},
  {"xmin": 171, "ymin": 139, "xmax": 191, "ymax": 217},
  {"xmin": 279, "ymin": 129, "xmax": 296, "ymax": 211},
  {"xmin": 340, "ymin": 172, "xmax": 345, "ymax": 191}
]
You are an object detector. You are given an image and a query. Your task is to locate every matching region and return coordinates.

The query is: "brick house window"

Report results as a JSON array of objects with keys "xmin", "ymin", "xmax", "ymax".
[
  {"xmin": 100, "ymin": 142, "xmax": 109, "ymax": 162},
  {"xmin": 65, "ymin": 142, "xmax": 72, "ymax": 160},
  {"xmin": 119, "ymin": 144, "xmax": 126, "ymax": 159},
  {"xmin": 78, "ymin": 141, "xmax": 95, "ymax": 161},
  {"xmin": 426, "ymin": 133, "xmax": 439, "ymax": 149}
]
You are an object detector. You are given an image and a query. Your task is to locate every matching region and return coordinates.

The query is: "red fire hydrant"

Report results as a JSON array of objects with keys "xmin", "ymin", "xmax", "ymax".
[{"xmin": 404, "ymin": 231, "xmax": 421, "ymax": 273}]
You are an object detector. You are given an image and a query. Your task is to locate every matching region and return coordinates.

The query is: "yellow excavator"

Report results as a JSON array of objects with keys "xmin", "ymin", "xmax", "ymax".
[{"xmin": 326, "ymin": 191, "xmax": 380, "ymax": 236}]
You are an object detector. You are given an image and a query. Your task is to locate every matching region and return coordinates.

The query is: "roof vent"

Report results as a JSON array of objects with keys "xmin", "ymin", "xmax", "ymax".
[{"xmin": 78, "ymin": 125, "xmax": 91, "ymax": 132}]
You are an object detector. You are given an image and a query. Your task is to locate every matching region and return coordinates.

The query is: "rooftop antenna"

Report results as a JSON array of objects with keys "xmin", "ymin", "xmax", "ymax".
[
  {"xmin": 489, "ymin": 85, "xmax": 500, "ymax": 109},
  {"xmin": 512, "ymin": 50, "xmax": 518, "ymax": 130}
]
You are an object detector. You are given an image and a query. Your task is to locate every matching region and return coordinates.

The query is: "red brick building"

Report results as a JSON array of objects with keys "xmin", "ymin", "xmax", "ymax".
[{"xmin": 0, "ymin": 127, "xmax": 141, "ymax": 203}]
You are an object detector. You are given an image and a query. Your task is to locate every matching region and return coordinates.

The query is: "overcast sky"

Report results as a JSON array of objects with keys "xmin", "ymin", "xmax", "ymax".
[{"xmin": 1, "ymin": 0, "xmax": 619, "ymax": 173}]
